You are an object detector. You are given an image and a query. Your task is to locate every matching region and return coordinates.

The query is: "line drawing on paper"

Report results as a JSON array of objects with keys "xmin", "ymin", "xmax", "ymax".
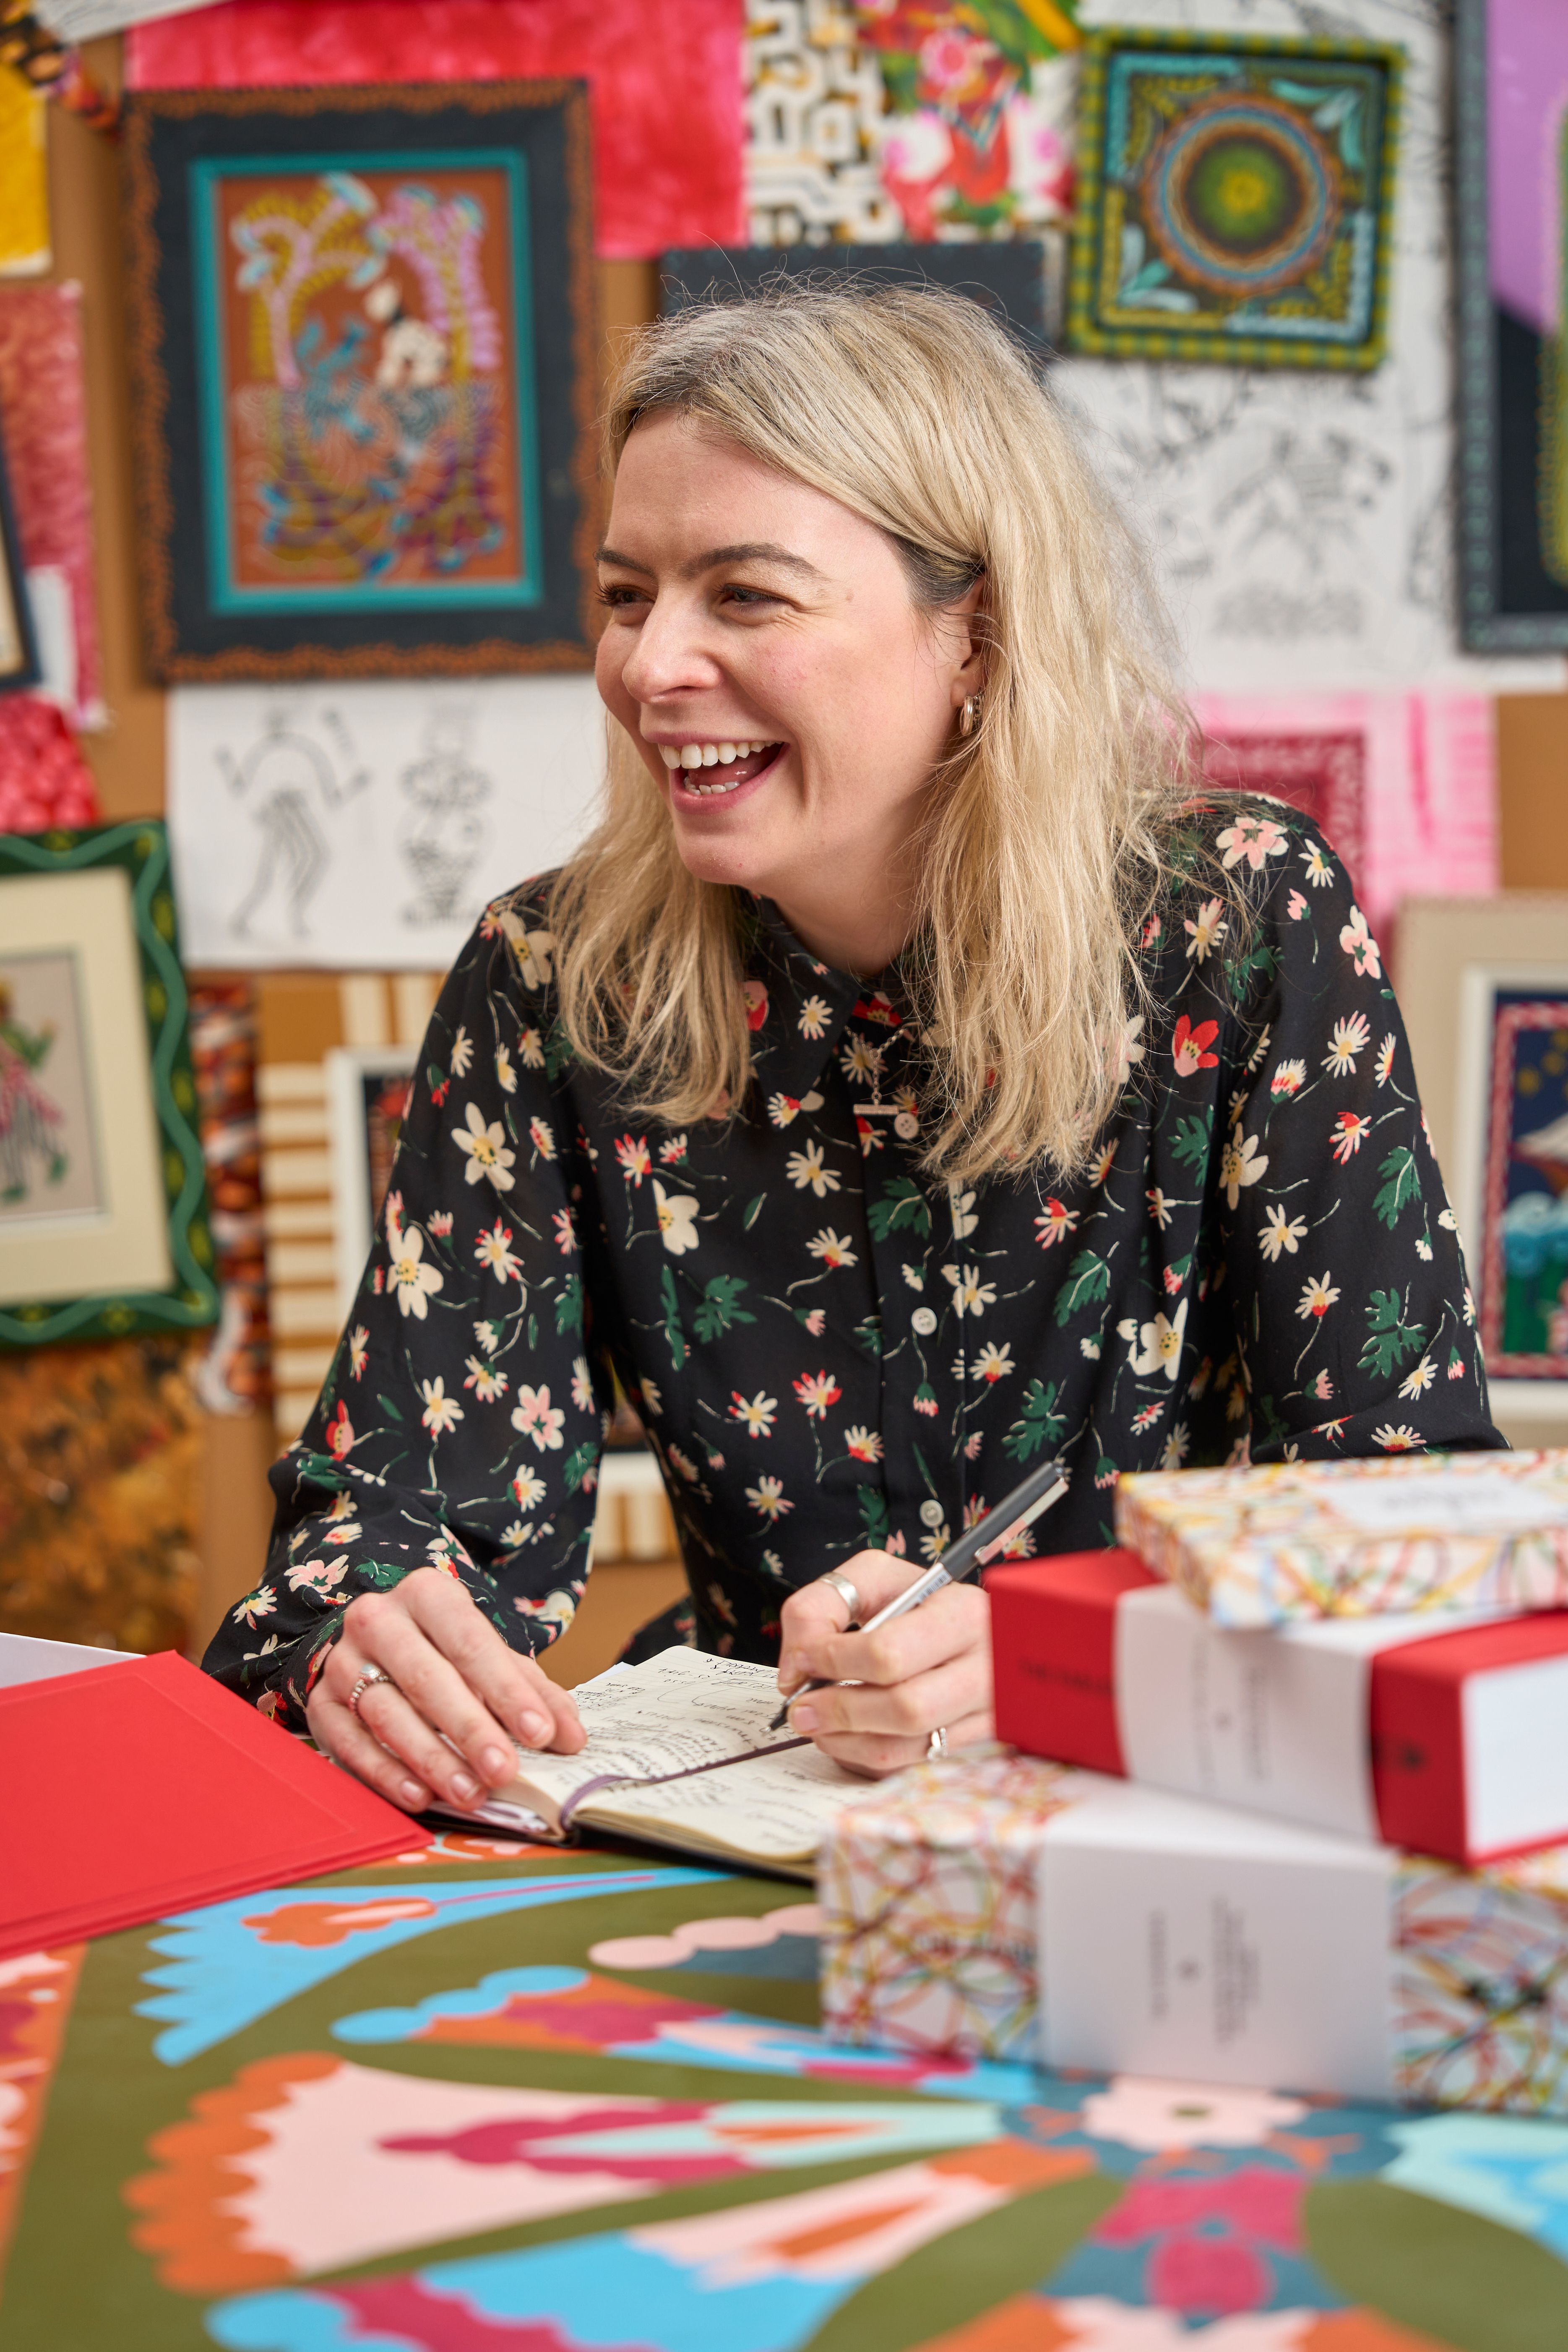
[
  {"xmin": 218, "ymin": 705, "xmax": 370, "ymax": 941},
  {"xmin": 397, "ymin": 706, "xmax": 493, "ymax": 928}
]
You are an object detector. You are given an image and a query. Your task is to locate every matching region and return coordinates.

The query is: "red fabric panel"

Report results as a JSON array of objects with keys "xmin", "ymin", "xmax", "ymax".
[
  {"xmin": 0, "ymin": 283, "xmax": 102, "ymax": 727},
  {"xmin": 987, "ymin": 1549, "xmax": 1154, "ymax": 1774},
  {"xmin": 125, "ymin": 0, "xmax": 746, "ymax": 261}
]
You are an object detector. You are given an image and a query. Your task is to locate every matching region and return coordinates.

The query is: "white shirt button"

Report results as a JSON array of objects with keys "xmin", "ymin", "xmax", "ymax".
[
  {"xmin": 919, "ymin": 1499, "xmax": 945, "ymax": 1527},
  {"xmin": 911, "ymin": 1306, "xmax": 938, "ymax": 1335}
]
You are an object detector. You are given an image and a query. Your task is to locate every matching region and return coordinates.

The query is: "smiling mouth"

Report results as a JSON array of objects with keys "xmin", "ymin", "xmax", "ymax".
[{"xmin": 656, "ymin": 741, "xmax": 784, "ymax": 798}]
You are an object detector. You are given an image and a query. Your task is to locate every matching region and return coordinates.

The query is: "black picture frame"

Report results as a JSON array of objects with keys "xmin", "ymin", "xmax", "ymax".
[
  {"xmin": 1455, "ymin": 0, "xmax": 1568, "ymax": 651},
  {"xmin": 123, "ymin": 81, "xmax": 598, "ymax": 682},
  {"xmin": 661, "ymin": 243, "xmax": 1053, "ymax": 356},
  {"xmin": 0, "ymin": 423, "xmax": 39, "ymax": 698}
]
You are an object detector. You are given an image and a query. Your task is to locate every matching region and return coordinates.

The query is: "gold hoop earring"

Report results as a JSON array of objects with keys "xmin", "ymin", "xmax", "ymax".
[{"xmin": 959, "ymin": 692, "xmax": 982, "ymax": 738}]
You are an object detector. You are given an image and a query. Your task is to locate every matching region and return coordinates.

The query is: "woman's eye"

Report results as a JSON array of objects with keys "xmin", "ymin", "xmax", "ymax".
[
  {"xmin": 596, "ymin": 585, "xmax": 646, "ymax": 610},
  {"xmin": 721, "ymin": 585, "xmax": 779, "ymax": 609}
]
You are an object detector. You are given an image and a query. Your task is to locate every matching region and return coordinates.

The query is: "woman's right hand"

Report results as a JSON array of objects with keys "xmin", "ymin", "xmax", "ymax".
[{"xmin": 305, "ymin": 1567, "xmax": 586, "ymax": 1814}]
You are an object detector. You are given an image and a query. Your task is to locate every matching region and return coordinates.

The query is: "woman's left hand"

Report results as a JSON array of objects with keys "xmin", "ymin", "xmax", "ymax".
[{"xmin": 775, "ymin": 1548, "xmax": 992, "ymax": 1776}]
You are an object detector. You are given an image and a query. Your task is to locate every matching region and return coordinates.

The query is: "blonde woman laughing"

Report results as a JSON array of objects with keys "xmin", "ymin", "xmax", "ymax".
[{"xmin": 207, "ymin": 285, "xmax": 1500, "ymax": 1814}]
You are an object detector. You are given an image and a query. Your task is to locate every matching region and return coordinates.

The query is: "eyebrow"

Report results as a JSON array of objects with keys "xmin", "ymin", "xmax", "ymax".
[{"xmin": 594, "ymin": 541, "xmax": 827, "ymax": 583}]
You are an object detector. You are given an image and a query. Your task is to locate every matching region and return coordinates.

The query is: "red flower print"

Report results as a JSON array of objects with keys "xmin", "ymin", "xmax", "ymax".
[
  {"xmin": 743, "ymin": 980, "xmax": 769, "ymax": 1032},
  {"xmin": 1172, "ymin": 1014, "xmax": 1220, "ymax": 1076},
  {"xmin": 326, "ymin": 1401, "xmax": 354, "ymax": 1459},
  {"xmin": 1331, "ymin": 1111, "xmax": 1369, "ymax": 1164}
]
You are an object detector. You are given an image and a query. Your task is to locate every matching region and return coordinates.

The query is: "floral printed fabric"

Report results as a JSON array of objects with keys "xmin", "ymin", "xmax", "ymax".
[{"xmin": 206, "ymin": 801, "xmax": 1500, "ymax": 1724}]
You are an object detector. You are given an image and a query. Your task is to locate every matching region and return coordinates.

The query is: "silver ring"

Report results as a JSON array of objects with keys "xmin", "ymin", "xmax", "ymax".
[
  {"xmin": 817, "ymin": 1570, "xmax": 862, "ymax": 1627},
  {"xmin": 348, "ymin": 1664, "xmax": 398, "ymax": 1719},
  {"xmin": 927, "ymin": 1726, "xmax": 948, "ymax": 1760}
]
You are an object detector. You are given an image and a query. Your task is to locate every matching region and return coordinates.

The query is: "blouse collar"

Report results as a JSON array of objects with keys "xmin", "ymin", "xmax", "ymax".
[{"xmin": 740, "ymin": 896, "xmax": 914, "ymax": 1103}]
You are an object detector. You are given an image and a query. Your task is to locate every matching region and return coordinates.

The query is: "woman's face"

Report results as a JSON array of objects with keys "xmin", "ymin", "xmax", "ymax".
[{"xmin": 594, "ymin": 411, "xmax": 978, "ymax": 967}]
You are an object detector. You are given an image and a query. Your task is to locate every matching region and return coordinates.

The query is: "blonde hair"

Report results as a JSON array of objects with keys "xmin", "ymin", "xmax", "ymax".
[{"xmin": 549, "ymin": 280, "xmax": 1201, "ymax": 1186}]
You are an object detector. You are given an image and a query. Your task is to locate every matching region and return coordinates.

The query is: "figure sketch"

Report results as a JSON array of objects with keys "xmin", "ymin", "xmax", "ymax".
[
  {"xmin": 398, "ymin": 707, "xmax": 492, "ymax": 926},
  {"xmin": 0, "ymin": 976, "xmax": 68, "ymax": 1205},
  {"xmin": 220, "ymin": 705, "xmax": 370, "ymax": 940}
]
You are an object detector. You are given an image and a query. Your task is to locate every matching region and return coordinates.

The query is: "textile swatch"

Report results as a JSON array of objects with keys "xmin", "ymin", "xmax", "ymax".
[
  {"xmin": 124, "ymin": 0, "xmax": 745, "ymax": 262},
  {"xmin": 0, "ymin": 283, "xmax": 102, "ymax": 724},
  {"xmin": 1194, "ymin": 692, "xmax": 1499, "ymax": 944}
]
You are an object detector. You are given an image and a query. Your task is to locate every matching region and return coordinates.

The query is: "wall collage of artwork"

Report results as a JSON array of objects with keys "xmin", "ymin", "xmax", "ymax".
[{"xmin": 0, "ymin": 2, "xmax": 1566, "ymax": 1658}]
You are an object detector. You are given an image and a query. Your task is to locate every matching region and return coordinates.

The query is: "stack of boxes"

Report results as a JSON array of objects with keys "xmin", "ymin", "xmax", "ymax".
[{"xmin": 819, "ymin": 1449, "xmax": 1568, "ymax": 2116}]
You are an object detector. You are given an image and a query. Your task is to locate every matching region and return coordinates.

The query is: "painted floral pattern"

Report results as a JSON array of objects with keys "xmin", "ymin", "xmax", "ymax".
[{"xmin": 206, "ymin": 803, "xmax": 1499, "ymax": 1725}]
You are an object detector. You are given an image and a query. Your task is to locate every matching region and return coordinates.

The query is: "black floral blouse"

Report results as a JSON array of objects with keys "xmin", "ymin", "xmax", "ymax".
[{"xmin": 206, "ymin": 799, "xmax": 1502, "ymax": 1725}]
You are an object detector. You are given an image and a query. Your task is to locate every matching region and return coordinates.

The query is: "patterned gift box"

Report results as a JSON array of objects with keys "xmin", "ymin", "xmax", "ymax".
[
  {"xmin": 818, "ymin": 1752, "xmax": 1074, "ymax": 2061},
  {"xmin": 820, "ymin": 1753, "xmax": 1568, "ymax": 2117},
  {"xmin": 1115, "ymin": 1449, "xmax": 1568, "ymax": 1628}
]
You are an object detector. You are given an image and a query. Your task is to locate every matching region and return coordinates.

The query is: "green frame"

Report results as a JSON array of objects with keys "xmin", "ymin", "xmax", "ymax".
[
  {"xmin": 0, "ymin": 820, "xmax": 219, "ymax": 1348},
  {"xmin": 1066, "ymin": 27, "xmax": 1403, "ymax": 373}
]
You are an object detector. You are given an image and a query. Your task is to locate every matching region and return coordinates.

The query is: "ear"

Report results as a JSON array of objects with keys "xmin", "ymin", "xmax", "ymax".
[{"xmin": 944, "ymin": 575, "xmax": 987, "ymax": 707}]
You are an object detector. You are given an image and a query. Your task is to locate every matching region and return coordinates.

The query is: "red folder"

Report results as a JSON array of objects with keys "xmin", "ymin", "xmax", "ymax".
[{"xmin": 0, "ymin": 1649, "xmax": 427, "ymax": 1961}]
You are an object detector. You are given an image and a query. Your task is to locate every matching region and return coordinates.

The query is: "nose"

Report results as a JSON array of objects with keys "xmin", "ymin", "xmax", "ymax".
[{"xmin": 616, "ymin": 588, "xmax": 724, "ymax": 709}]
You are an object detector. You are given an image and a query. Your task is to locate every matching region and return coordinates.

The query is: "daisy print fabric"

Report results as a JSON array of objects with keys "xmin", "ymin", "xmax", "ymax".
[{"xmin": 206, "ymin": 801, "xmax": 1500, "ymax": 1723}]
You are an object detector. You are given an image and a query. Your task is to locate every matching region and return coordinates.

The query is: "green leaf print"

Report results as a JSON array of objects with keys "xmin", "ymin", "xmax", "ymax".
[
  {"xmin": 1171, "ymin": 1109, "xmax": 1214, "ymax": 1175},
  {"xmin": 659, "ymin": 1264, "xmax": 685, "ymax": 1369},
  {"xmin": 1002, "ymin": 1378, "xmax": 1067, "ymax": 1462},
  {"xmin": 742, "ymin": 1193, "xmax": 767, "ymax": 1231},
  {"xmin": 543, "ymin": 1020, "xmax": 574, "ymax": 1080},
  {"xmin": 867, "ymin": 1174, "xmax": 931, "ymax": 1241},
  {"xmin": 692, "ymin": 1273, "xmax": 757, "ymax": 1343},
  {"xmin": 1054, "ymin": 1250, "xmax": 1110, "ymax": 1326},
  {"xmin": 857, "ymin": 1486, "xmax": 891, "ymax": 1548},
  {"xmin": 1373, "ymin": 1147, "xmax": 1419, "ymax": 1229},
  {"xmin": 375, "ymin": 1393, "xmax": 404, "ymax": 1423},
  {"xmin": 1360, "ymin": 1288, "xmax": 1425, "ymax": 1381},
  {"xmin": 554, "ymin": 1273, "xmax": 584, "ymax": 1336},
  {"xmin": 562, "ymin": 1442, "xmax": 596, "ymax": 1495}
]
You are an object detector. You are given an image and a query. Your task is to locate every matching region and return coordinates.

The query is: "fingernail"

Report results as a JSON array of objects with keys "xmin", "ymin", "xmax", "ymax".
[
  {"xmin": 519, "ymin": 1713, "xmax": 550, "ymax": 1745},
  {"xmin": 401, "ymin": 1780, "xmax": 425, "ymax": 1807},
  {"xmin": 452, "ymin": 1771, "xmax": 479, "ymax": 1801},
  {"xmin": 791, "ymin": 1703, "xmax": 818, "ymax": 1731},
  {"xmin": 480, "ymin": 1746, "xmax": 510, "ymax": 1780}
]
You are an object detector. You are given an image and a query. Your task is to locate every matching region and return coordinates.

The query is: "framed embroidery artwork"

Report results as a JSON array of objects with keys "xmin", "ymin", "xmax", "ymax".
[
  {"xmin": 0, "ymin": 821, "xmax": 219, "ymax": 1348},
  {"xmin": 1067, "ymin": 28, "xmax": 1401, "ymax": 372},
  {"xmin": 1455, "ymin": 0, "xmax": 1568, "ymax": 650},
  {"xmin": 123, "ymin": 81, "xmax": 596, "ymax": 681},
  {"xmin": 1397, "ymin": 897, "xmax": 1568, "ymax": 1431}
]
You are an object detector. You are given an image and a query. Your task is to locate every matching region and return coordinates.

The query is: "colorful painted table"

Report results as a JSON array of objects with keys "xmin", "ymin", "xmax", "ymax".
[{"xmin": 3, "ymin": 1833, "xmax": 1566, "ymax": 2351}]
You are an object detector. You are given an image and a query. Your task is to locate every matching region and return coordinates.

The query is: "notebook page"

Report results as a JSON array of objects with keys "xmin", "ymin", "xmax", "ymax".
[
  {"xmin": 501, "ymin": 1649, "xmax": 837, "ymax": 1841},
  {"xmin": 582, "ymin": 1735, "xmax": 857, "ymax": 1864}
]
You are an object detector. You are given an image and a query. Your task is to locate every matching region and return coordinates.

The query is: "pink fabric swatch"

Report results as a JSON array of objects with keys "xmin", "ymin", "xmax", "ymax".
[
  {"xmin": 0, "ymin": 696, "xmax": 102, "ymax": 834},
  {"xmin": 0, "ymin": 283, "xmax": 102, "ymax": 729},
  {"xmin": 125, "ymin": 0, "xmax": 747, "ymax": 262},
  {"xmin": 1194, "ymin": 693, "xmax": 1500, "ymax": 945}
]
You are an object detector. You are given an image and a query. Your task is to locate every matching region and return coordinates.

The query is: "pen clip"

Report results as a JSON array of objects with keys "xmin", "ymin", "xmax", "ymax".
[{"xmin": 972, "ymin": 1474, "xmax": 1068, "ymax": 1566}]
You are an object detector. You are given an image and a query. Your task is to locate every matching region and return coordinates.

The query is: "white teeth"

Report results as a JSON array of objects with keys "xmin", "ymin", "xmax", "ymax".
[{"xmin": 660, "ymin": 739, "xmax": 777, "ymax": 775}]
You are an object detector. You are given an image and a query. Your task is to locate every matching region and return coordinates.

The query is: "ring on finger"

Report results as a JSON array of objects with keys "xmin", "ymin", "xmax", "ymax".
[
  {"xmin": 816, "ymin": 1570, "xmax": 862, "ymax": 1628},
  {"xmin": 348, "ymin": 1664, "xmax": 401, "ymax": 1720},
  {"xmin": 927, "ymin": 1726, "xmax": 948, "ymax": 1760}
]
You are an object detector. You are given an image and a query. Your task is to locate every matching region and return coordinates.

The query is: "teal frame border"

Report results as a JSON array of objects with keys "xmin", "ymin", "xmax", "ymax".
[
  {"xmin": 0, "ymin": 821, "xmax": 219, "ymax": 1348},
  {"xmin": 189, "ymin": 148, "xmax": 543, "ymax": 615}
]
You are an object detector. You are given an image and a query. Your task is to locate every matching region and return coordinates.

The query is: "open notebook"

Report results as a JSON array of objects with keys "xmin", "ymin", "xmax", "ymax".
[{"xmin": 461, "ymin": 1649, "xmax": 864, "ymax": 1878}]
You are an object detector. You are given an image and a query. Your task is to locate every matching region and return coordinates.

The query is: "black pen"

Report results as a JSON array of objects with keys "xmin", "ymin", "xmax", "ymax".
[{"xmin": 766, "ymin": 1455, "xmax": 1068, "ymax": 1732}]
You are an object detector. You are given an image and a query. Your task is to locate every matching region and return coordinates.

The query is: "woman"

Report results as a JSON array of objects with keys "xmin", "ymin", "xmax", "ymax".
[{"xmin": 206, "ymin": 284, "xmax": 1500, "ymax": 1816}]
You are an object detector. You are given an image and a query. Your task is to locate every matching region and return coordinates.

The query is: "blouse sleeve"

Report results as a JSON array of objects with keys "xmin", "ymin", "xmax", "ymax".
[
  {"xmin": 1209, "ymin": 822, "xmax": 1503, "ymax": 1462},
  {"xmin": 203, "ymin": 898, "xmax": 611, "ymax": 1726}
]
